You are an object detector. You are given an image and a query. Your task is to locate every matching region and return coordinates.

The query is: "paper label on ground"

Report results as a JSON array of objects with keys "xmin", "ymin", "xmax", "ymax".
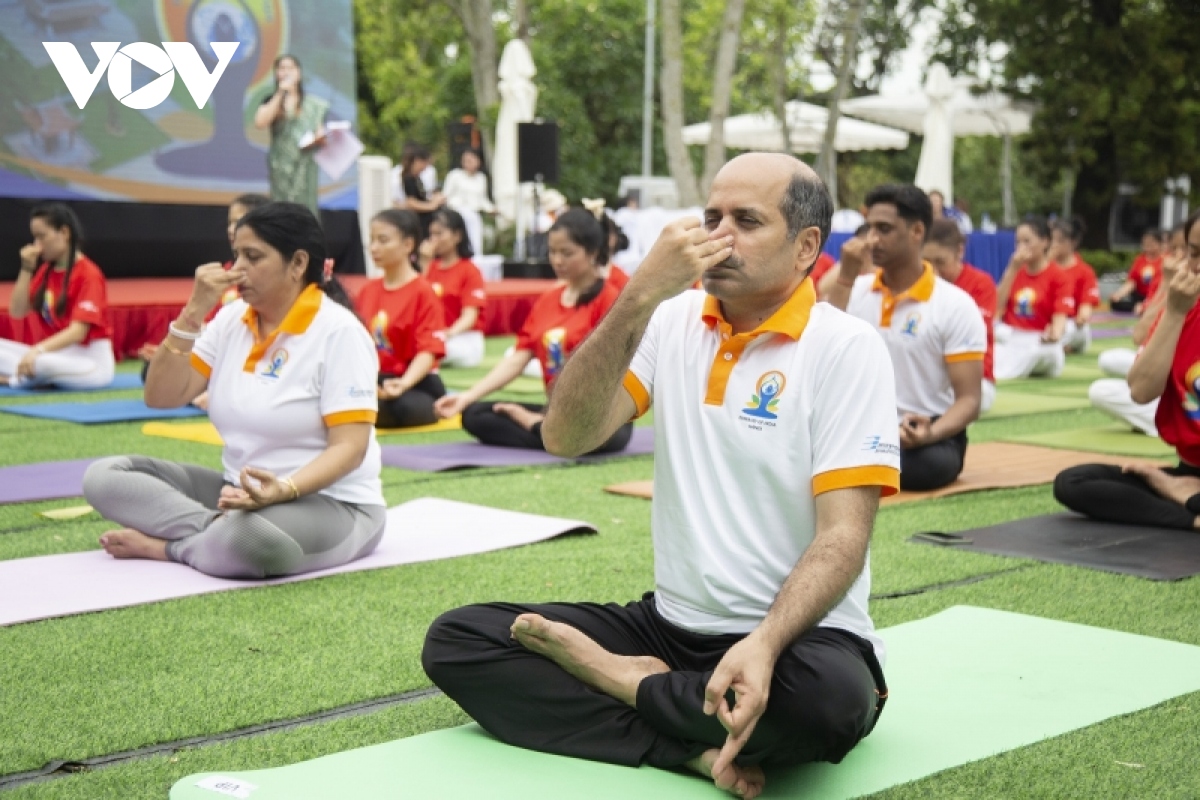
[{"xmin": 195, "ymin": 776, "xmax": 257, "ymax": 798}]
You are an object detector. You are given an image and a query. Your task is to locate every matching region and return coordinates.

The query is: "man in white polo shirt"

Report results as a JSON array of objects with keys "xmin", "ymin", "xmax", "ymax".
[
  {"xmin": 424, "ymin": 154, "xmax": 899, "ymax": 799},
  {"xmin": 826, "ymin": 184, "xmax": 985, "ymax": 492}
]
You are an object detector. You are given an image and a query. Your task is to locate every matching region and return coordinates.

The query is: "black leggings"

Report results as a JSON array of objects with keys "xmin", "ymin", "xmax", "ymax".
[
  {"xmin": 461, "ymin": 401, "xmax": 634, "ymax": 453},
  {"xmin": 1053, "ymin": 461, "xmax": 1200, "ymax": 531},
  {"xmin": 1109, "ymin": 291, "xmax": 1147, "ymax": 313},
  {"xmin": 900, "ymin": 430, "xmax": 967, "ymax": 492},
  {"xmin": 377, "ymin": 373, "xmax": 446, "ymax": 429}
]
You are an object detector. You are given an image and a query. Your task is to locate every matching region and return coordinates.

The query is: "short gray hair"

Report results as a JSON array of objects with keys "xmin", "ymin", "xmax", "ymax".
[{"xmin": 779, "ymin": 171, "xmax": 832, "ymax": 247}]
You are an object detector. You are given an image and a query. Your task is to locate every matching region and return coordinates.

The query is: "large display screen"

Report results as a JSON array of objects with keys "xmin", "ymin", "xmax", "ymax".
[{"xmin": 0, "ymin": 0, "xmax": 357, "ymax": 207}]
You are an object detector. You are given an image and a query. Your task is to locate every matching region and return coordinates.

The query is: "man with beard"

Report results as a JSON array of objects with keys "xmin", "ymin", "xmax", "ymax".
[
  {"xmin": 825, "ymin": 184, "xmax": 985, "ymax": 492},
  {"xmin": 423, "ymin": 154, "xmax": 899, "ymax": 799}
]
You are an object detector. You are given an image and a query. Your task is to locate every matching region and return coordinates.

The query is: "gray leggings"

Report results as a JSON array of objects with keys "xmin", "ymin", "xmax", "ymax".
[{"xmin": 83, "ymin": 456, "xmax": 387, "ymax": 579}]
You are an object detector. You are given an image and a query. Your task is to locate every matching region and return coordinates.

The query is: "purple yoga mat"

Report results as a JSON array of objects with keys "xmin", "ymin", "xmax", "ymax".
[
  {"xmin": 0, "ymin": 459, "xmax": 96, "ymax": 504},
  {"xmin": 381, "ymin": 427, "xmax": 655, "ymax": 472},
  {"xmin": 1091, "ymin": 327, "xmax": 1133, "ymax": 340}
]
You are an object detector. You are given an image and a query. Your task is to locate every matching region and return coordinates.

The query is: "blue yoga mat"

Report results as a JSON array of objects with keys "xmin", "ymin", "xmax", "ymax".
[
  {"xmin": 0, "ymin": 399, "xmax": 203, "ymax": 424},
  {"xmin": 0, "ymin": 373, "xmax": 142, "ymax": 397}
]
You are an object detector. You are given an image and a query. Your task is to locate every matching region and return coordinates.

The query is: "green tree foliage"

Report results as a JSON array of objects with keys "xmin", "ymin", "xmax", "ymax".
[{"xmin": 933, "ymin": 0, "xmax": 1200, "ymax": 246}]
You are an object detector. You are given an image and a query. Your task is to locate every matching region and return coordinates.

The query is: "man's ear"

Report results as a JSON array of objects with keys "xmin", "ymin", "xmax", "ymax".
[{"xmin": 796, "ymin": 226, "xmax": 822, "ymax": 273}]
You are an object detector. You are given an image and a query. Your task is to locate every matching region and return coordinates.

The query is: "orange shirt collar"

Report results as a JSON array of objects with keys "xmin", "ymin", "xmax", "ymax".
[
  {"xmin": 701, "ymin": 277, "xmax": 816, "ymax": 341},
  {"xmin": 241, "ymin": 283, "xmax": 323, "ymax": 340},
  {"xmin": 871, "ymin": 261, "xmax": 936, "ymax": 303}
]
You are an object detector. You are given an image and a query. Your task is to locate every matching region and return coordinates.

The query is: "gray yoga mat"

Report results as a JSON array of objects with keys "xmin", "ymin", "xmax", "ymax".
[{"xmin": 381, "ymin": 427, "xmax": 654, "ymax": 471}]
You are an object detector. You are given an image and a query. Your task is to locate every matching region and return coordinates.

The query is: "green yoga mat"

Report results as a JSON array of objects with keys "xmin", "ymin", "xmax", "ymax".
[
  {"xmin": 984, "ymin": 391, "xmax": 1091, "ymax": 418},
  {"xmin": 171, "ymin": 606, "xmax": 1200, "ymax": 800},
  {"xmin": 1009, "ymin": 425, "xmax": 1175, "ymax": 459}
]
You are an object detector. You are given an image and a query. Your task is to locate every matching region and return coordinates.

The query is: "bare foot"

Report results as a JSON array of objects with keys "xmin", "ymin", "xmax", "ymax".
[
  {"xmin": 99, "ymin": 528, "xmax": 169, "ymax": 561},
  {"xmin": 1124, "ymin": 464, "xmax": 1200, "ymax": 506},
  {"xmin": 493, "ymin": 403, "xmax": 545, "ymax": 431},
  {"xmin": 687, "ymin": 748, "xmax": 766, "ymax": 799},
  {"xmin": 510, "ymin": 614, "xmax": 669, "ymax": 707}
]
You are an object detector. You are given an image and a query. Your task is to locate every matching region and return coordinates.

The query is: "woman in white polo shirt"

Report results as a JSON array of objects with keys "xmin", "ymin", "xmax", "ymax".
[{"xmin": 83, "ymin": 203, "xmax": 386, "ymax": 579}]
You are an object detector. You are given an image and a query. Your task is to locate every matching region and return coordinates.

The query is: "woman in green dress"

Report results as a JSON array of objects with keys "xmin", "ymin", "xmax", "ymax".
[{"xmin": 254, "ymin": 54, "xmax": 328, "ymax": 215}]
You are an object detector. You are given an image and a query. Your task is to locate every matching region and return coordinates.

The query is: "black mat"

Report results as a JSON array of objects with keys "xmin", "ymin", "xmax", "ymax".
[{"xmin": 910, "ymin": 513, "xmax": 1200, "ymax": 581}]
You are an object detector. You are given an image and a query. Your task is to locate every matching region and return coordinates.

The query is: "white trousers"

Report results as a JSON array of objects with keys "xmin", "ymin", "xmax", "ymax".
[
  {"xmin": 0, "ymin": 338, "xmax": 115, "ymax": 389},
  {"xmin": 993, "ymin": 325, "xmax": 1065, "ymax": 380},
  {"xmin": 442, "ymin": 331, "xmax": 485, "ymax": 369},
  {"xmin": 504, "ymin": 344, "xmax": 543, "ymax": 379},
  {"xmin": 1089, "ymin": 378, "xmax": 1159, "ymax": 436},
  {"xmin": 1062, "ymin": 320, "xmax": 1091, "ymax": 354},
  {"xmin": 1098, "ymin": 348, "xmax": 1137, "ymax": 379},
  {"xmin": 980, "ymin": 379, "xmax": 996, "ymax": 414}
]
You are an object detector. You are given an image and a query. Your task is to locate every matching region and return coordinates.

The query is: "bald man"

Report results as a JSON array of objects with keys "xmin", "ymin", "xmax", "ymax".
[{"xmin": 423, "ymin": 154, "xmax": 899, "ymax": 799}]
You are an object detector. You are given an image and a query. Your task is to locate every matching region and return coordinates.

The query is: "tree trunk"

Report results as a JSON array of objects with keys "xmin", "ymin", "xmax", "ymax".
[
  {"xmin": 659, "ymin": 0, "xmax": 701, "ymax": 206},
  {"xmin": 452, "ymin": 0, "xmax": 500, "ymax": 165},
  {"xmin": 514, "ymin": 0, "xmax": 531, "ymax": 43},
  {"xmin": 1073, "ymin": 132, "xmax": 1119, "ymax": 250},
  {"xmin": 771, "ymin": 5, "xmax": 792, "ymax": 154},
  {"xmin": 698, "ymin": 0, "xmax": 747, "ymax": 194},
  {"xmin": 816, "ymin": 0, "xmax": 868, "ymax": 207}
]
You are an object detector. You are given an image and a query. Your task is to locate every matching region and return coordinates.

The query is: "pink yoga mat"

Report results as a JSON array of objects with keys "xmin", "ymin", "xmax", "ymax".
[
  {"xmin": 0, "ymin": 459, "xmax": 95, "ymax": 504},
  {"xmin": 0, "ymin": 499, "xmax": 595, "ymax": 627},
  {"xmin": 380, "ymin": 427, "xmax": 654, "ymax": 472}
]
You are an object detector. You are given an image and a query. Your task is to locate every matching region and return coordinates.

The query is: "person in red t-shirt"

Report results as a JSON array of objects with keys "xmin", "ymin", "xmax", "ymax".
[
  {"xmin": 993, "ymin": 216, "xmax": 1074, "ymax": 379},
  {"xmin": 356, "ymin": 209, "xmax": 448, "ymax": 428},
  {"xmin": 923, "ymin": 218, "xmax": 997, "ymax": 412},
  {"xmin": 1055, "ymin": 210, "xmax": 1200, "ymax": 530},
  {"xmin": 1049, "ymin": 216, "xmax": 1100, "ymax": 354},
  {"xmin": 1110, "ymin": 229, "xmax": 1165, "ymax": 313},
  {"xmin": 434, "ymin": 209, "xmax": 632, "ymax": 452},
  {"xmin": 0, "ymin": 204, "xmax": 114, "ymax": 389},
  {"xmin": 426, "ymin": 209, "xmax": 487, "ymax": 368}
]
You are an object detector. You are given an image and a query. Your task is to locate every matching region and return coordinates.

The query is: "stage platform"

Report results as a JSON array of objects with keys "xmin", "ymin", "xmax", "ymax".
[{"xmin": 0, "ymin": 277, "xmax": 556, "ymax": 359}]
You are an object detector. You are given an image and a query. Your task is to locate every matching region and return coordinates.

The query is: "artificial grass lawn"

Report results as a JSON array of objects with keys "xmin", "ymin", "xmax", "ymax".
[{"xmin": 3, "ymin": 339, "xmax": 1198, "ymax": 797}]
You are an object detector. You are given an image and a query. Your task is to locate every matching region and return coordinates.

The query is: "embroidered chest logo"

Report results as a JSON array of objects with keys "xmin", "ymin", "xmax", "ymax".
[
  {"xmin": 1182, "ymin": 362, "xmax": 1200, "ymax": 421},
  {"xmin": 900, "ymin": 312, "xmax": 921, "ymax": 338},
  {"xmin": 743, "ymin": 371, "xmax": 786, "ymax": 420},
  {"xmin": 370, "ymin": 311, "xmax": 391, "ymax": 353},
  {"xmin": 41, "ymin": 289, "xmax": 56, "ymax": 324},
  {"xmin": 261, "ymin": 348, "xmax": 289, "ymax": 379},
  {"xmin": 543, "ymin": 327, "xmax": 567, "ymax": 380},
  {"xmin": 1014, "ymin": 287, "xmax": 1037, "ymax": 318},
  {"xmin": 1141, "ymin": 265, "xmax": 1157, "ymax": 283}
]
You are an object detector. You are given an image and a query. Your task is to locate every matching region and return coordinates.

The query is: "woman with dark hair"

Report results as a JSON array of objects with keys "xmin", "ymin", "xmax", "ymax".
[
  {"xmin": 83, "ymin": 202, "xmax": 385, "ymax": 579},
  {"xmin": 0, "ymin": 203, "xmax": 114, "ymax": 389},
  {"xmin": 397, "ymin": 144, "xmax": 444, "ymax": 240},
  {"xmin": 442, "ymin": 148, "xmax": 494, "ymax": 215},
  {"xmin": 1049, "ymin": 215, "xmax": 1100, "ymax": 354},
  {"xmin": 586, "ymin": 202, "xmax": 630, "ymax": 291},
  {"xmin": 355, "ymin": 209, "xmax": 448, "ymax": 428},
  {"xmin": 253, "ymin": 55, "xmax": 329, "ymax": 214},
  {"xmin": 426, "ymin": 208, "xmax": 487, "ymax": 368},
  {"xmin": 434, "ymin": 209, "xmax": 631, "ymax": 452},
  {"xmin": 1055, "ymin": 211, "xmax": 1200, "ymax": 530},
  {"xmin": 993, "ymin": 216, "xmax": 1074, "ymax": 379}
]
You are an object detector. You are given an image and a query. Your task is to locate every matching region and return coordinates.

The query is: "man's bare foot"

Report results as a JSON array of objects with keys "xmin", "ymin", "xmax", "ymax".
[
  {"xmin": 493, "ymin": 403, "xmax": 545, "ymax": 432},
  {"xmin": 687, "ymin": 748, "xmax": 766, "ymax": 799},
  {"xmin": 1124, "ymin": 463, "xmax": 1200, "ymax": 506},
  {"xmin": 510, "ymin": 614, "xmax": 668, "ymax": 707},
  {"xmin": 99, "ymin": 528, "xmax": 169, "ymax": 561}
]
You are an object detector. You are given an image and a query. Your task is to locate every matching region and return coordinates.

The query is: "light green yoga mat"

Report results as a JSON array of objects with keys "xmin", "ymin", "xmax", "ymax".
[
  {"xmin": 984, "ymin": 391, "xmax": 1092, "ymax": 418},
  {"xmin": 171, "ymin": 606, "xmax": 1200, "ymax": 800},
  {"xmin": 1009, "ymin": 425, "xmax": 1175, "ymax": 459}
]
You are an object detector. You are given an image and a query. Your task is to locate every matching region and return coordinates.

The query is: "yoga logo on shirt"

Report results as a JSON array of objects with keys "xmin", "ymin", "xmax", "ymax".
[
  {"xmin": 743, "ymin": 371, "xmax": 786, "ymax": 420},
  {"xmin": 41, "ymin": 290, "xmax": 56, "ymax": 325},
  {"xmin": 1183, "ymin": 362, "xmax": 1200, "ymax": 420},
  {"xmin": 431, "ymin": 283, "xmax": 444, "ymax": 297},
  {"xmin": 261, "ymin": 348, "xmax": 288, "ymax": 379},
  {"xmin": 370, "ymin": 311, "xmax": 392, "ymax": 353},
  {"xmin": 1014, "ymin": 287, "xmax": 1037, "ymax": 318},
  {"xmin": 1141, "ymin": 265, "xmax": 1157, "ymax": 284},
  {"xmin": 901, "ymin": 312, "xmax": 922, "ymax": 338},
  {"xmin": 543, "ymin": 328, "xmax": 567, "ymax": 379}
]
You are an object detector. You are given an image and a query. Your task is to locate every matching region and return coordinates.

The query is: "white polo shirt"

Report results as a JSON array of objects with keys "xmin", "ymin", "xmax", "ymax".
[
  {"xmin": 623, "ymin": 279, "xmax": 900, "ymax": 661},
  {"xmin": 846, "ymin": 264, "xmax": 986, "ymax": 419},
  {"xmin": 191, "ymin": 285, "xmax": 384, "ymax": 507}
]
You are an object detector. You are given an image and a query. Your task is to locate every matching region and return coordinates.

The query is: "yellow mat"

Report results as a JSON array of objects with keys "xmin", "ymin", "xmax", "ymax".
[
  {"xmin": 605, "ymin": 443, "xmax": 1161, "ymax": 506},
  {"xmin": 143, "ymin": 417, "xmax": 462, "ymax": 447}
]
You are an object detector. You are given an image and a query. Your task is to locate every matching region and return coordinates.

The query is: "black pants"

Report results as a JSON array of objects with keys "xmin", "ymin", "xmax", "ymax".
[
  {"xmin": 1054, "ymin": 461, "xmax": 1200, "ymax": 530},
  {"xmin": 377, "ymin": 373, "xmax": 446, "ymax": 429},
  {"xmin": 1109, "ymin": 291, "xmax": 1146, "ymax": 313},
  {"xmin": 461, "ymin": 401, "xmax": 635, "ymax": 452},
  {"xmin": 900, "ymin": 429, "xmax": 967, "ymax": 491},
  {"xmin": 422, "ymin": 594, "xmax": 885, "ymax": 770}
]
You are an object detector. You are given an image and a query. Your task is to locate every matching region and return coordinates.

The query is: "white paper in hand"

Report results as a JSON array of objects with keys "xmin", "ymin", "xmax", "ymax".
[{"xmin": 314, "ymin": 121, "xmax": 364, "ymax": 180}]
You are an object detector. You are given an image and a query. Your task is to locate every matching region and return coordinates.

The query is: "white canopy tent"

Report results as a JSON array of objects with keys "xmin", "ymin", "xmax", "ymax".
[
  {"xmin": 841, "ymin": 64, "xmax": 1033, "ymax": 223},
  {"xmin": 681, "ymin": 100, "xmax": 910, "ymax": 154}
]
